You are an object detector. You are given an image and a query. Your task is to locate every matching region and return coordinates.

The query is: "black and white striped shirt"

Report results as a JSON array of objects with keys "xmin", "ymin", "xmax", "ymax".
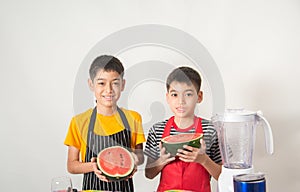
[{"xmin": 144, "ymin": 118, "xmax": 222, "ymax": 164}]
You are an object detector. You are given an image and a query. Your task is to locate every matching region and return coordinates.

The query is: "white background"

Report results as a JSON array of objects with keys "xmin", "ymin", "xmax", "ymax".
[{"xmin": 1, "ymin": 0, "xmax": 300, "ymax": 191}]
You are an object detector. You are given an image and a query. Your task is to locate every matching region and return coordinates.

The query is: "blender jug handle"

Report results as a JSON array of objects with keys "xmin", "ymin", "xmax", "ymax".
[{"xmin": 257, "ymin": 111, "xmax": 274, "ymax": 154}]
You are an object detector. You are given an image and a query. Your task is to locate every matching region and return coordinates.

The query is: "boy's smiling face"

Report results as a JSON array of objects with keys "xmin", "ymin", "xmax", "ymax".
[
  {"xmin": 166, "ymin": 81, "xmax": 203, "ymax": 119},
  {"xmin": 88, "ymin": 69, "xmax": 125, "ymax": 110}
]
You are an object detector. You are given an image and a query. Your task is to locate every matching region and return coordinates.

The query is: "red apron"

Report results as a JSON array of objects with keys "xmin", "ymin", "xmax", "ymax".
[{"xmin": 157, "ymin": 116, "xmax": 211, "ymax": 192}]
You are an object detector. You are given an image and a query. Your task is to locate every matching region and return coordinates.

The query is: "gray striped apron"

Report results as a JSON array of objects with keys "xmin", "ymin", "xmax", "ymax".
[{"xmin": 82, "ymin": 107, "xmax": 134, "ymax": 192}]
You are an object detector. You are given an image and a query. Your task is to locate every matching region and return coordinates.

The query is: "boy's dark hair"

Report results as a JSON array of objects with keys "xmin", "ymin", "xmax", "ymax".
[
  {"xmin": 89, "ymin": 55, "xmax": 124, "ymax": 81},
  {"xmin": 166, "ymin": 66, "xmax": 202, "ymax": 92}
]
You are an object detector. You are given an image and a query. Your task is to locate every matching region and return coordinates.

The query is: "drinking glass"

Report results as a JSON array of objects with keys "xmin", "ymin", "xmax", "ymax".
[{"xmin": 51, "ymin": 176, "xmax": 73, "ymax": 192}]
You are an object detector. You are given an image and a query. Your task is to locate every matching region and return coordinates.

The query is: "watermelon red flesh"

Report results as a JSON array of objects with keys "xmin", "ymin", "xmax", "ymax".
[
  {"xmin": 97, "ymin": 146, "xmax": 134, "ymax": 180},
  {"xmin": 161, "ymin": 133, "xmax": 203, "ymax": 156},
  {"xmin": 163, "ymin": 133, "xmax": 202, "ymax": 143}
]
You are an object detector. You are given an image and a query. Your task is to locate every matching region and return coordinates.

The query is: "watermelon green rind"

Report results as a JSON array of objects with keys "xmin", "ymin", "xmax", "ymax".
[
  {"xmin": 161, "ymin": 133, "xmax": 203, "ymax": 156},
  {"xmin": 96, "ymin": 146, "xmax": 135, "ymax": 181}
]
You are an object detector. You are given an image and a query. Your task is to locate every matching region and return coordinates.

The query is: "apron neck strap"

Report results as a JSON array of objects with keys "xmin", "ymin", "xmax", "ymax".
[
  {"xmin": 88, "ymin": 107, "xmax": 130, "ymax": 133},
  {"xmin": 162, "ymin": 116, "xmax": 203, "ymax": 138},
  {"xmin": 86, "ymin": 107, "xmax": 131, "ymax": 152}
]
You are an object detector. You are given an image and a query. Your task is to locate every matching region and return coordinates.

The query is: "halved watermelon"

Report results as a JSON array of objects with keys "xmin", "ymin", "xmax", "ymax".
[
  {"xmin": 97, "ymin": 146, "xmax": 135, "ymax": 181},
  {"xmin": 161, "ymin": 133, "xmax": 203, "ymax": 156}
]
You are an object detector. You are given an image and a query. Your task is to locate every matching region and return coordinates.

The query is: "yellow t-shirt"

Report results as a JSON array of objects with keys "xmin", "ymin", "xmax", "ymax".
[{"xmin": 64, "ymin": 108, "xmax": 145, "ymax": 162}]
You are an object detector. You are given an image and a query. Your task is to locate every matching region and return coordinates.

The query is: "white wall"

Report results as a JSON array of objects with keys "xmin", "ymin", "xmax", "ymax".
[{"xmin": 1, "ymin": 0, "xmax": 299, "ymax": 191}]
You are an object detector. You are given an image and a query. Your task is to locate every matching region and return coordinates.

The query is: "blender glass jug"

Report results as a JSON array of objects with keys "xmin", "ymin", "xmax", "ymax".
[{"xmin": 212, "ymin": 109, "xmax": 273, "ymax": 169}]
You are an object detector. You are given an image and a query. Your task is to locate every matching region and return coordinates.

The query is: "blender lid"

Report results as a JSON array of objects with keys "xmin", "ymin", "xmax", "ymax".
[{"xmin": 212, "ymin": 108, "xmax": 258, "ymax": 122}]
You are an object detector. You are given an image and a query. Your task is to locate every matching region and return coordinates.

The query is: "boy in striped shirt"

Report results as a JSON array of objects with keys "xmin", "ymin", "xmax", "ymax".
[{"xmin": 144, "ymin": 66, "xmax": 222, "ymax": 192}]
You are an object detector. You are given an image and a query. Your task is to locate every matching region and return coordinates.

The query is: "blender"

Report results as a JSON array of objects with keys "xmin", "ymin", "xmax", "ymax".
[{"xmin": 212, "ymin": 109, "xmax": 273, "ymax": 192}]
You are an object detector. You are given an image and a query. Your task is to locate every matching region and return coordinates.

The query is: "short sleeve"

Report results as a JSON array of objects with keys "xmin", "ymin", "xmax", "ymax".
[
  {"xmin": 144, "ymin": 125, "xmax": 160, "ymax": 160},
  {"xmin": 209, "ymin": 130, "xmax": 222, "ymax": 164},
  {"xmin": 133, "ymin": 112, "xmax": 146, "ymax": 145},
  {"xmin": 64, "ymin": 117, "xmax": 82, "ymax": 150},
  {"xmin": 124, "ymin": 110, "xmax": 146, "ymax": 148}
]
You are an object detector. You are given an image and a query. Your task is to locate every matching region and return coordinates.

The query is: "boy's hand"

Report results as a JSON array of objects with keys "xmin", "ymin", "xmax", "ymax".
[
  {"xmin": 158, "ymin": 142, "xmax": 176, "ymax": 166},
  {"xmin": 176, "ymin": 139, "xmax": 208, "ymax": 165},
  {"xmin": 144, "ymin": 143, "xmax": 175, "ymax": 179},
  {"xmin": 90, "ymin": 157, "xmax": 109, "ymax": 182}
]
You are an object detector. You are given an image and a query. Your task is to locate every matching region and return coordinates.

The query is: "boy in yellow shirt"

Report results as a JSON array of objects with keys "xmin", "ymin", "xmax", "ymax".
[{"xmin": 64, "ymin": 55, "xmax": 145, "ymax": 191}]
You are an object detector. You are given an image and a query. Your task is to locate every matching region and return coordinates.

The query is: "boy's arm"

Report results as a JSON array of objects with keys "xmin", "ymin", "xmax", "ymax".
[
  {"xmin": 134, "ymin": 143, "xmax": 144, "ymax": 165},
  {"xmin": 67, "ymin": 146, "xmax": 94, "ymax": 174},
  {"xmin": 67, "ymin": 146, "xmax": 109, "ymax": 181},
  {"xmin": 145, "ymin": 157, "xmax": 163, "ymax": 179},
  {"xmin": 145, "ymin": 145, "xmax": 175, "ymax": 179},
  {"xmin": 200, "ymin": 154, "xmax": 222, "ymax": 180}
]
